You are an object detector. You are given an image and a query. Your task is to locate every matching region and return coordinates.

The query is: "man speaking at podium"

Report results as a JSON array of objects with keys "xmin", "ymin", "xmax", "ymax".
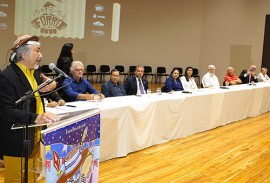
[{"xmin": 0, "ymin": 35, "xmax": 59, "ymax": 182}]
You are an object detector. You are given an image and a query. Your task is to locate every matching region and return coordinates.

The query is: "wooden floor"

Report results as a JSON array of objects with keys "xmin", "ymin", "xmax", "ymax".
[{"xmin": 1, "ymin": 82, "xmax": 270, "ymax": 182}]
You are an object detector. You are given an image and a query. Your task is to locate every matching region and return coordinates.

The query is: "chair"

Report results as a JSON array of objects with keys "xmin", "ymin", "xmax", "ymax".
[
  {"xmin": 115, "ymin": 65, "xmax": 128, "ymax": 81},
  {"xmin": 156, "ymin": 67, "xmax": 169, "ymax": 83},
  {"xmin": 143, "ymin": 66, "xmax": 156, "ymax": 83},
  {"xmin": 41, "ymin": 65, "xmax": 56, "ymax": 78},
  {"xmin": 192, "ymin": 68, "xmax": 200, "ymax": 87},
  {"xmin": 129, "ymin": 66, "xmax": 136, "ymax": 75},
  {"xmin": 85, "ymin": 65, "xmax": 99, "ymax": 83},
  {"xmin": 99, "ymin": 65, "xmax": 110, "ymax": 83}
]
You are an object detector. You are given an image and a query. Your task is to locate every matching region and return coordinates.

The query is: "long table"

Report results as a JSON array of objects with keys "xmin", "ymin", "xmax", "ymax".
[{"xmin": 46, "ymin": 82, "xmax": 270, "ymax": 162}]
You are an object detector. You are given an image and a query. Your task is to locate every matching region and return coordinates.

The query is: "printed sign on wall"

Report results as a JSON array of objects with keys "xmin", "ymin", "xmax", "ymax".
[{"xmin": 15, "ymin": 0, "xmax": 86, "ymax": 39}]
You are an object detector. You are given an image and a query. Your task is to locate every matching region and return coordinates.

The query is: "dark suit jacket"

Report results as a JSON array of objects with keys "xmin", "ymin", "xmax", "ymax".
[
  {"xmin": 0, "ymin": 63, "xmax": 44, "ymax": 157},
  {"xmin": 125, "ymin": 75, "xmax": 148, "ymax": 95},
  {"xmin": 101, "ymin": 80, "xmax": 126, "ymax": 97},
  {"xmin": 239, "ymin": 70, "xmax": 258, "ymax": 84}
]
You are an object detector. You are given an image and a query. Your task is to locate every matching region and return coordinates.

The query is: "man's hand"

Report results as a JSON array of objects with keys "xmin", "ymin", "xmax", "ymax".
[
  {"xmin": 35, "ymin": 112, "xmax": 60, "ymax": 124},
  {"xmin": 38, "ymin": 73, "xmax": 57, "ymax": 93},
  {"xmin": 58, "ymin": 99, "xmax": 65, "ymax": 106}
]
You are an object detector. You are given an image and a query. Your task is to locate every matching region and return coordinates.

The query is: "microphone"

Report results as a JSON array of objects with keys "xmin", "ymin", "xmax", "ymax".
[{"xmin": 48, "ymin": 63, "xmax": 69, "ymax": 78}]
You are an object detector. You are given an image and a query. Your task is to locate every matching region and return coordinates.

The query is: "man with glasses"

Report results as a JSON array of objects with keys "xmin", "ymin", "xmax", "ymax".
[{"xmin": 62, "ymin": 61, "xmax": 104, "ymax": 101}]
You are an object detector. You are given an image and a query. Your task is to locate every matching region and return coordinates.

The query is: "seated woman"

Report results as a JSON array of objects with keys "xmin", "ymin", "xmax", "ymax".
[
  {"xmin": 180, "ymin": 66, "xmax": 198, "ymax": 91},
  {"xmin": 164, "ymin": 68, "xmax": 184, "ymax": 92}
]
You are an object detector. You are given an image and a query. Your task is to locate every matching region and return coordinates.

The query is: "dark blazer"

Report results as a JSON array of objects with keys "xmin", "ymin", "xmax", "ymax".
[
  {"xmin": 101, "ymin": 80, "xmax": 126, "ymax": 97},
  {"xmin": 0, "ymin": 63, "xmax": 44, "ymax": 157},
  {"xmin": 125, "ymin": 75, "xmax": 148, "ymax": 95},
  {"xmin": 239, "ymin": 70, "xmax": 258, "ymax": 84}
]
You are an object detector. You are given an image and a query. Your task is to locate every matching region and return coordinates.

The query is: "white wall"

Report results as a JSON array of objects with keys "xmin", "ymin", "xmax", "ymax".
[{"xmin": 1, "ymin": 0, "xmax": 270, "ymax": 85}]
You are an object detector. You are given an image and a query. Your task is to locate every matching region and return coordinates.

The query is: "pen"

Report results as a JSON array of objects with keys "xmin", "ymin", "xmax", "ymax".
[{"xmin": 66, "ymin": 105, "xmax": 76, "ymax": 107}]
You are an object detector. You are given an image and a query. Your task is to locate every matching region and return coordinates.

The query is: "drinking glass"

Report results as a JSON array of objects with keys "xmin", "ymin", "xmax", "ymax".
[
  {"xmin": 147, "ymin": 89, "xmax": 151, "ymax": 95},
  {"xmin": 156, "ymin": 88, "xmax": 162, "ymax": 95},
  {"xmin": 94, "ymin": 94, "xmax": 100, "ymax": 102},
  {"xmin": 225, "ymin": 82, "xmax": 229, "ymax": 87}
]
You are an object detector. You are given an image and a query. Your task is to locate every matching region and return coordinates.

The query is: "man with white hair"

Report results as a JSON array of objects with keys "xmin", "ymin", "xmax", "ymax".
[
  {"xmin": 62, "ymin": 61, "xmax": 104, "ymax": 102},
  {"xmin": 201, "ymin": 65, "xmax": 220, "ymax": 88},
  {"xmin": 258, "ymin": 68, "xmax": 270, "ymax": 82}
]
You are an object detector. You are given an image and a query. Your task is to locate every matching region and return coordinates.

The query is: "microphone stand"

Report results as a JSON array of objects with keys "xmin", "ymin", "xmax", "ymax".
[{"xmin": 14, "ymin": 74, "xmax": 63, "ymax": 183}]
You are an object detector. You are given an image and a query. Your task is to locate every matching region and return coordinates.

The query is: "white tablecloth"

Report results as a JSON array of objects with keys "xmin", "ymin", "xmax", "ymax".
[{"xmin": 46, "ymin": 82, "xmax": 270, "ymax": 161}]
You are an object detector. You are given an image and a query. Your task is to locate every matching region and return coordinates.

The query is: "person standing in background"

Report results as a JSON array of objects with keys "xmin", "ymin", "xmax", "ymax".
[
  {"xmin": 56, "ymin": 43, "xmax": 74, "ymax": 96},
  {"xmin": 56, "ymin": 43, "xmax": 74, "ymax": 76}
]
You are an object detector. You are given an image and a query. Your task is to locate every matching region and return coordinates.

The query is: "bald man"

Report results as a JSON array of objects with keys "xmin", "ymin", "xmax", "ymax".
[{"xmin": 223, "ymin": 67, "xmax": 242, "ymax": 85}]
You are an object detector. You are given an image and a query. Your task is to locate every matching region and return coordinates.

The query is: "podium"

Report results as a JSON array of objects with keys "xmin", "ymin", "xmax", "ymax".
[{"xmin": 41, "ymin": 109, "xmax": 100, "ymax": 183}]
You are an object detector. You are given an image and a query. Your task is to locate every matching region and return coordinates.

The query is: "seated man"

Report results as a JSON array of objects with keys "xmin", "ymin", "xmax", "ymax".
[
  {"xmin": 125, "ymin": 65, "xmax": 148, "ymax": 95},
  {"xmin": 101, "ymin": 69, "xmax": 126, "ymax": 97},
  {"xmin": 258, "ymin": 68, "xmax": 270, "ymax": 82},
  {"xmin": 223, "ymin": 67, "xmax": 242, "ymax": 85},
  {"xmin": 239, "ymin": 65, "xmax": 258, "ymax": 84},
  {"xmin": 62, "ymin": 61, "xmax": 104, "ymax": 102},
  {"xmin": 201, "ymin": 65, "xmax": 220, "ymax": 88}
]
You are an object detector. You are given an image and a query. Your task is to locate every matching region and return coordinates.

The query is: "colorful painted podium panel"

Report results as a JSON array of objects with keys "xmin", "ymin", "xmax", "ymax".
[{"xmin": 41, "ymin": 109, "xmax": 100, "ymax": 183}]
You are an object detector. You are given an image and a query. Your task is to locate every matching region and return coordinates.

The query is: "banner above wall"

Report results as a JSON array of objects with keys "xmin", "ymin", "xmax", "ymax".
[{"xmin": 14, "ymin": 0, "xmax": 86, "ymax": 39}]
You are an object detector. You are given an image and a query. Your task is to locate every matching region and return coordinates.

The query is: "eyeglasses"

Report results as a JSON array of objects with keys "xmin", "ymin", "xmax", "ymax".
[{"xmin": 75, "ymin": 68, "xmax": 84, "ymax": 72}]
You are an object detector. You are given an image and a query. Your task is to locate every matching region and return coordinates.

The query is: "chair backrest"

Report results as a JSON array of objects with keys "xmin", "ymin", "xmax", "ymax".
[
  {"xmin": 144, "ymin": 66, "xmax": 152, "ymax": 73},
  {"xmin": 157, "ymin": 67, "xmax": 166, "ymax": 74},
  {"xmin": 129, "ymin": 66, "xmax": 136, "ymax": 73},
  {"xmin": 193, "ymin": 68, "xmax": 199, "ymax": 75},
  {"xmin": 87, "ymin": 65, "xmax": 96, "ymax": 73},
  {"xmin": 115, "ymin": 65, "xmax": 125, "ymax": 73},
  {"xmin": 41, "ymin": 65, "xmax": 51, "ymax": 73},
  {"xmin": 100, "ymin": 65, "xmax": 110, "ymax": 73},
  {"xmin": 174, "ymin": 67, "xmax": 183, "ymax": 75}
]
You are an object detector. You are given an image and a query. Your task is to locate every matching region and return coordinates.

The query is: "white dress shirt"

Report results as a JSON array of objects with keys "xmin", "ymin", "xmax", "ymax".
[
  {"xmin": 258, "ymin": 73, "xmax": 270, "ymax": 82},
  {"xmin": 136, "ymin": 77, "xmax": 145, "ymax": 95},
  {"xmin": 180, "ymin": 76, "xmax": 198, "ymax": 91},
  {"xmin": 202, "ymin": 72, "xmax": 220, "ymax": 88}
]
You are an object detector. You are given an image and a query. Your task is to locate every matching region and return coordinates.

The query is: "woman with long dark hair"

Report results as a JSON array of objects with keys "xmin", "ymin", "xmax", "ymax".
[
  {"xmin": 180, "ymin": 66, "xmax": 198, "ymax": 91},
  {"xmin": 56, "ymin": 43, "xmax": 74, "ymax": 96},
  {"xmin": 56, "ymin": 43, "xmax": 74, "ymax": 76},
  {"xmin": 164, "ymin": 68, "xmax": 184, "ymax": 92}
]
